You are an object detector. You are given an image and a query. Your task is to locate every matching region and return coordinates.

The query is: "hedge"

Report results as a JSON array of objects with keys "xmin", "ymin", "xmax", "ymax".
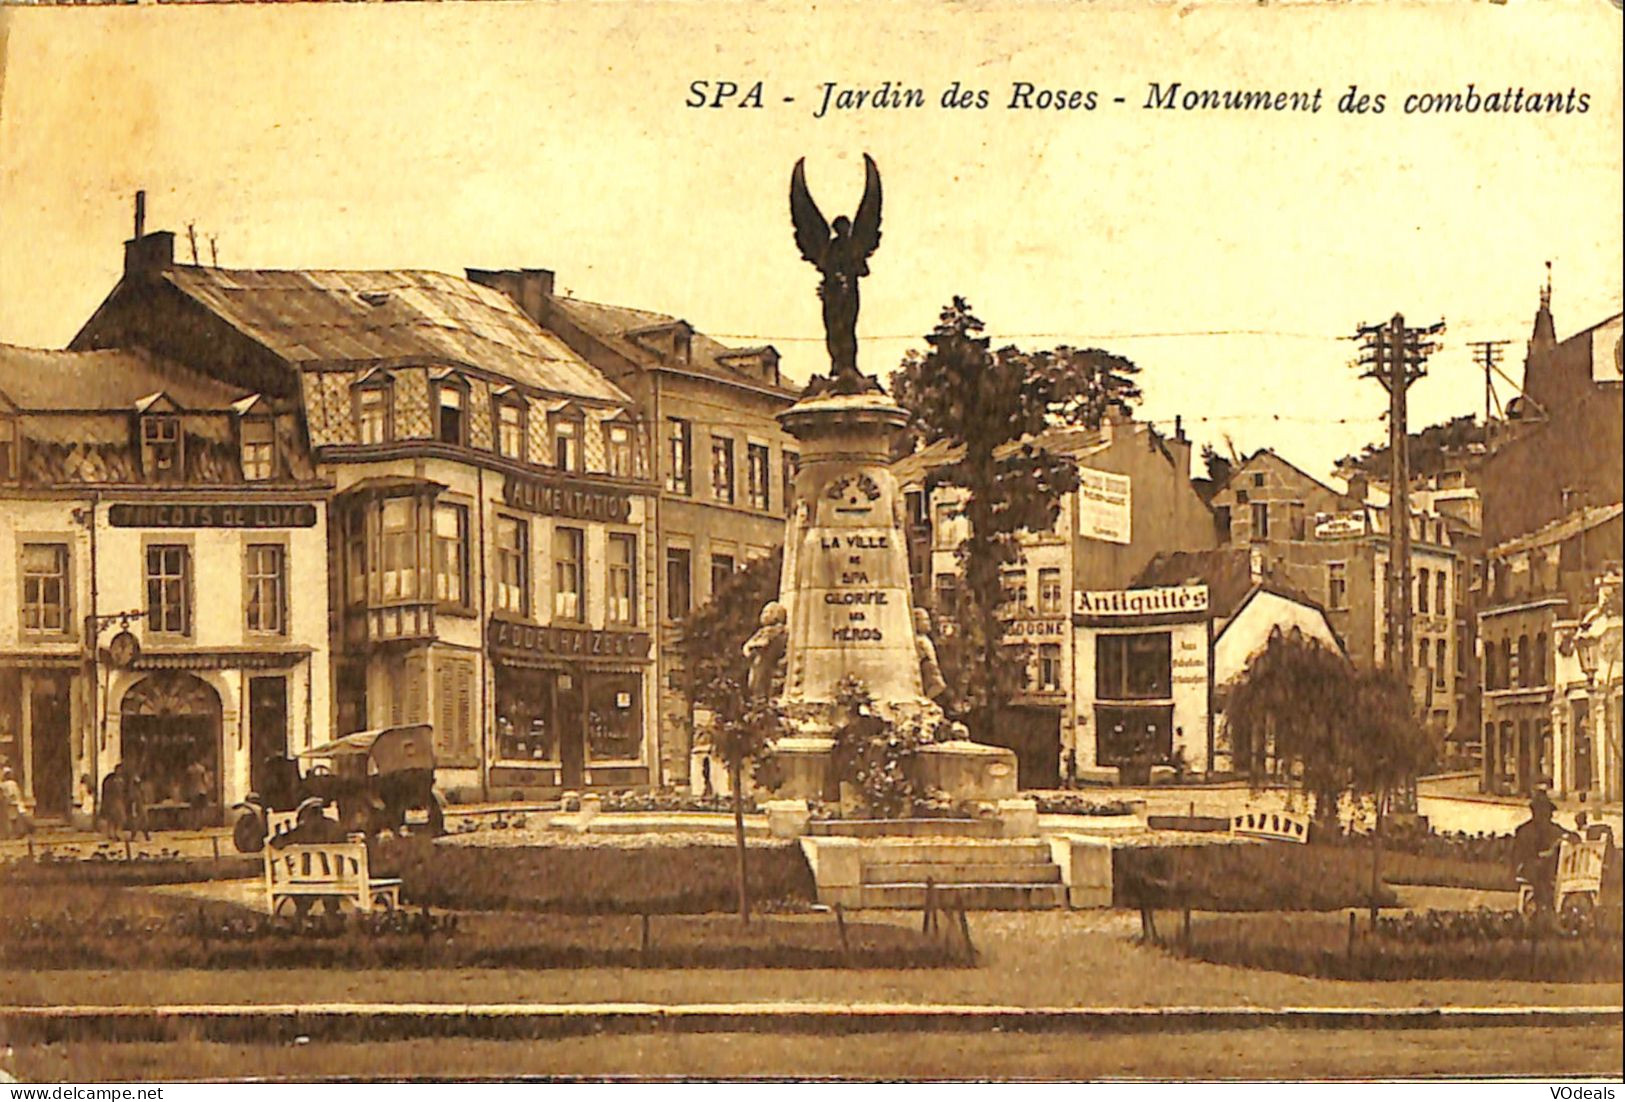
[
  {"xmin": 375, "ymin": 837, "xmax": 817, "ymax": 914},
  {"xmin": 1113, "ymin": 842, "xmax": 1396, "ymax": 912}
]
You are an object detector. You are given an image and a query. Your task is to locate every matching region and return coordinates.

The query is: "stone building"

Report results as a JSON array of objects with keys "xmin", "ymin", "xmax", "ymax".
[
  {"xmin": 69, "ymin": 231, "xmax": 659, "ymax": 799},
  {"xmin": 466, "ymin": 270, "xmax": 800, "ymax": 784},
  {"xmin": 1478, "ymin": 503, "xmax": 1623, "ymax": 797},
  {"xmin": 893, "ymin": 407, "xmax": 1216, "ymax": 785},
  {"xmin": 0, "ymin": 343, "xmax": 331, "ymax": 824}
]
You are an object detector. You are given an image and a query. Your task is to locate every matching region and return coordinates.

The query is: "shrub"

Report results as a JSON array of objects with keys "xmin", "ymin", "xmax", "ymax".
[
  {"xmin": 595, "ymin": 790, "xmax": 760, "ymax": 815},
  {"xmin": 376, "ymin": 837, "xmax": 817, "ymax": 914},
  {"xmin": 1114, "ymin": 842, "xmax": 1395, "ymax": 912}
]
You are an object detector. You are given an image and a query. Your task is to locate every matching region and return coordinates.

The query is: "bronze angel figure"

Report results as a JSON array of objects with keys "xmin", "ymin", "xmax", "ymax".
[{"xmin": 790, "ymin": 154, "xmax": 882, "ymax": 390}]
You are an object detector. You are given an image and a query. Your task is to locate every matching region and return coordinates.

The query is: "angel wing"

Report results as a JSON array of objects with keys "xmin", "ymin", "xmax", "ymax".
[
  {"xmin": 850, "ymin": 153, "xmax": 883, "ymax": 261},
  {"xmin": 790, "ymin": 158, "xmax": 830, "ymax": 267}
]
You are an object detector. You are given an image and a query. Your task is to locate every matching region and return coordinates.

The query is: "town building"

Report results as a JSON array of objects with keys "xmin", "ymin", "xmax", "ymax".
[
  {"xmin": 1478, "ymin": 503, "xmax": 1623, "ymax": 797},
  {"xmin": 894, "ymin": 407, "xmax": 1217, "ymax": 785},
  {"xmin": 1208, "ymin": 450, "xmax": 1467, "ymax": 736},
  {"xmin": 69, "ymin": 230, "xmax": 659, "ymax": 799},
  {"xmin": 1, "ymin": 343, "xmax": 331, "ymax": 824},
  {"xmin": 463, "ymin": 271, "xmax": 800, "ymax": 784}
]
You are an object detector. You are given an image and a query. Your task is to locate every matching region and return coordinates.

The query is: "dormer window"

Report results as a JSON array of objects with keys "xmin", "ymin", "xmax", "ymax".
[
  {"xmin": 436, "ymin": 379, "xmax": 467, "ymax": 446},
  {"xmin": 0, "ymin": 415, "xmax": 16, "ymax": 481},
  {"xmin": 551, "ymin": 410, "xmax": 583, "ymax": 472},
  {"xmin": 495, "ymin": 397, "xmax": 527, "ymax": 461},
  {"xmin": 141, "ymin": 415, "xmax": 182, "ymax": 480},
  {"xmin": 606, "ymin": 420, "xmax": 634, "ymax": 479},
  {"xmin": 355, "ymin": 379, "xmax": 392, "ymax": 444},
  {"xmin": 240, "ymin": 417, "xmax": 276, "ymax": 481}
]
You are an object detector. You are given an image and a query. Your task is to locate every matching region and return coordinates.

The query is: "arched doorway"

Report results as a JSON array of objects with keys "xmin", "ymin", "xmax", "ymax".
[{"xmin": 120, "ymin": 673, "xmax": 223, "ymax": 824}]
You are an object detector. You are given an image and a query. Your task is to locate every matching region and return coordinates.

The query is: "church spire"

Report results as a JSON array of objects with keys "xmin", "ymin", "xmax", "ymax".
[{"xmin": 1532, "ymin": 260, "xmax": 1556, "ymax": 348}]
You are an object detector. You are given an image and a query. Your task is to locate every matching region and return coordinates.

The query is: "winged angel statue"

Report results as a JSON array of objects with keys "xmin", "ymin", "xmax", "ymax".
[{"xmin": 790, "ymin": 154, "xmax": 883, "ymax": 394}]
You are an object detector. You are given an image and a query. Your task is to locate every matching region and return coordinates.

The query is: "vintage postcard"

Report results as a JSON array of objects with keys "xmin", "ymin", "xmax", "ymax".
[{"xmin": 0, "ymin": 0, "xmax": 1620, "ymax": 1084}]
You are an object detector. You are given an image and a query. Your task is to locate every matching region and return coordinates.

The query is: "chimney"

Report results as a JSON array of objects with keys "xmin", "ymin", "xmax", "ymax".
[
  {"xmin": 467, "ymin": 268, "xmax": 555, "ymax": 324},
  {"xmin": 134, "ymin": 190, "xmax": 145, "ymax": 238},
  {"xmin": 1345, "ymin": 471, "xmax": 1369, "ymax": 507},
  {"xmin": 124, "ymin": 230, "xmax": 175, "ymax": 277}
]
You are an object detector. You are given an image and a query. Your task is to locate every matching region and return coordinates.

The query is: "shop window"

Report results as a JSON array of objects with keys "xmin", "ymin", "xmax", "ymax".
[
  {"xmin": 244, "ymin": 543, "xmax": 286, "ymax": 635},
  {"xmin": 782, "ymin": 451, "xmax": 799, "ymax": 509},
  {"xmin": 553, "ymin": 525, "xmax": 585, "ymax": 622},
  {"xmin": 240, "ymin": 417, "xmax": 276, "ymax": 481},
  {"xmin": 496, "ymin": 667, "xmax": 556, "ymax": 762},
  {"xmin": 494, "ymin": 515, "xmax": 529, "ymax": 616},
  {"xmin": 356, "ymin": 382, "xmax": 391, "ymax": 445},
  {"xmin": 20, "ymin": 543, "xmax": 71, "ymax": 635},
  {"xmin": 552, "ymin": 412, "xmax": 583, "ymax": 472},
  {"xmin": 380, "ymin": 498, "xmax": 421, "ymax": 601},
  {"xmin": 436, "ymin": 381, "xmax": 467, "ymax": 446},
  {"xmin": 1250, "ymin": 501, "xmax": 1270, "ymax": 541},
  {"xmin": 747, "ymin": 443, "xmax": 771, "ymax": 511},
  {"xmin": 434, "ymin": 654, "xmax": 477, "ymax": 764},
  {"xmin": 587, "ymin": 673, "xmax": 643, "ymax": 761},
  {"xmin": 608, "ymin": 533, "xmax": 637, "ymax": 626},
  {"xmin": 495, "ymin": 399, "xmax": 526, "ymax": 461},
  {"xmin": 1038, "ymin": 568, "xmax": 1064, "ymax": 614},
  {"xmin": 666, "ymin": 418, "xmax": 693, "ymax": 495},
  {"xmin": 666, "ymin": 546, "xmax": 692, "ymax": 620},
  {"xmin": 607, "ymin": 422, "xmax": 634, "ymax": 478},
  {"xmin": 1039, "ymin": 644, "xmax": 1063, "ymax": 692},
  {"xmin": 433, "ymin": 503, "xmax": 470, "ymax": 608},
  {"xmin": 1096, "ymin": 632, "xmax": 1171, "ymax": 701},
  {"xmin": 711, "ymin": 435, "xmax": 735, "ymax": 504},
  {"xmin": 141, "ymin": 415, "xmax": 183, "ymax": 481},
  {"xmin": 1327, "ymin": 562, "xmax": 1348, "ymax": 610},
  {"xmin": 145, "ymin": 544, "xmax": 191, "ymax": 635},
  {"xmin": 1417, "ymin": 568, "xmax": 1431, "ymax": 614}
]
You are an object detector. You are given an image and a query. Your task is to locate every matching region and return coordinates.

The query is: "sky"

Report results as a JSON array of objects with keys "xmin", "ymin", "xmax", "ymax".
[{"xmin": 1, "ymin": 0, "xmax": 1620, "ymax": 482}]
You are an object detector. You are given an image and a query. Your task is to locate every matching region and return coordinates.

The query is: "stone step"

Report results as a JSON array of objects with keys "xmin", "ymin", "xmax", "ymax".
[
  {"xmin": 862, "ymin": 861, "xmax": 1062, "ymax": 886},
  {"xmin": 857, "ymin": 882, "xmax": 1066, "ymax": 910},
  {"xmin": 857, "ymin": 840, "xmax": 1052, "ymax": 864},
  {"xmin": 808, "ymin": 818, "xmax": 1003, "ymax": 839}
]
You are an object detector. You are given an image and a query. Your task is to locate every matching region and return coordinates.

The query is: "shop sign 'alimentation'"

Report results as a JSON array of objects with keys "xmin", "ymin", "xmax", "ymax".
[{"xmin": 502, "ymin": 474, "xmax": 633, "ymax": 523}]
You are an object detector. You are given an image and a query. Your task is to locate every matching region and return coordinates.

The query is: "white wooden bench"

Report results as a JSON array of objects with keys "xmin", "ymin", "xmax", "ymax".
[{"xmin": 263, "ymin": 839, "xmax": 402, "ymax": 915}]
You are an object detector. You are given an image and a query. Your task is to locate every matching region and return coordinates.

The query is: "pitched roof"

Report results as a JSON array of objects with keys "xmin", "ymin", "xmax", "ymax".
[
  {"xmin": 548, "ymin": 294, "xmax": 798, "ymax": 398},
  {"xmin": 0, "ymin": 343, "xmax": 253, "ymax": 411},
  {"xmin": 1133, "ymin": 548, "xmax": 1259, "ymax": 619},
  {"xmin": 891, "ymin": 423, "xmax": 1118, "ymax": 484},
  {"xmin": 160, "ymin": 266, "xmax": 628, "ymax": 405},
  {"xmin": 1228, "ymin": 448, "xmax": 1340, "ymax": 497},
  {"xmin": 1490, "ymin": 501, "xmax": 1624, "ymax": 558}
]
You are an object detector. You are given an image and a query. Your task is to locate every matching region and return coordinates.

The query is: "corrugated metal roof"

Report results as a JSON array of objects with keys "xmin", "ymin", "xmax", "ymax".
[
  {"xmin": 0, "ymin": 343, "xmax": 251, "ymax": 410},
  {"xmin": 163, "ymin": 267, "xmax": 629, "ymax": 406}
]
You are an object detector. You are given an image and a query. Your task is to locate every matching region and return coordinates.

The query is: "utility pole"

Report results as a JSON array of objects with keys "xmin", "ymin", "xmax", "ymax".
[
  {"xmin": 1470, "ymin": 339, "xmax": 1509, "ymax": 447},
  {"xmin": 1356, "ymin": 314, "xmax": 1444, "ymax": 700}
]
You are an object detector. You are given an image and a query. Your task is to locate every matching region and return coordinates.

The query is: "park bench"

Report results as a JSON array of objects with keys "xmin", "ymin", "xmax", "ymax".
[
  {"xmin": 263, "ymin": 839, "xmax": 402, "ymax": 915},
  {"xmin": 1230, "ymin": 808, "xmax": 1310, "ymax": 844}
]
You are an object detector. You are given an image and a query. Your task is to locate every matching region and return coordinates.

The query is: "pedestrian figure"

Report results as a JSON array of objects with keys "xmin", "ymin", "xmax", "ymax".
[
  {"xmin": 0, "ymin": 766, "xmax": 29, "ymax": 840},
  {"xmin": 184, "ymin": 758, "xmax": 211, "ymax": 830},
  {"xmin": 1511, "ymin": 790, "xmax": 1576, "ymax": 912},
  {"xmin": 125, "ymin": 765, "xmax": 152, "ymax": 841},
  {"xmin": 1124, "ymin": 848, "xmax": 1176, "ymax": 943},
  {"xmin": 1064, "ymin": 748, "xmax": 1079, "ymax": 790},
  {"xmin": 99, "ymin": 762, "xmax": 129, "ymax": 839}
]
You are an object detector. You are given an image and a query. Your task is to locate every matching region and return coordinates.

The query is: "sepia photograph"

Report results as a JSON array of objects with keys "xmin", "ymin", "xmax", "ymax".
[{"xmin": 0, "ymin": 0, "xmax": 1620, "ymax": 1084}]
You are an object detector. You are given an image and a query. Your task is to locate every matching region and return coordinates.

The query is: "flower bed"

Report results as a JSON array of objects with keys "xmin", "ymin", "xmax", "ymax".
[
  {"xmin": 377, "ymin": 836, "xmax": 817, "ymax": 914},
  {"xmin": 1034, "ymin": 794, "xmax": 1137, "ymax": 817},
  {"xmin": 596, "ymin": 790, "xmax": 760, "ymax": 815},
  {"xmin": 0, "ymin": 852, "xmax": 260, "ymax": 886},
  {"xmin": 1113, "ymin": 842, "xmax": 1395, "ymax": 912}
]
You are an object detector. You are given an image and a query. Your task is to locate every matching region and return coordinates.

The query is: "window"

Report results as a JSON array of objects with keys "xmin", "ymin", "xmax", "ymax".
[
  {"xmin": 1096, "ymin": 632, "xmax": 1171, "ymax": 700},
  {"xmin": 1235, "ymin": 489, "xmax": 1249, "ymax": 504},
  {"xmin": 436, "ymin": 382, "xmax": 466, "ymax": 446},
  {"xmin": 1001, "ymin": 568, "xmax": 1028, "ymax": 611},
  {"xmin": 1038, "ymin": 568, "xmax": 1064, "ymax": 614},
  {"xmin": 357, "ymin": 384, "xmax": 391, "ymax": 444},
  {"xmin": 1499, "ymin": 638, "xmax": 1513, "ymax": 690},
  {"xmin": 494, "ymin": 515, "xmax": 528, "ymax": 616},
  {"xmin": 711, "ymin": 552, "xmax": 736, "ymax": 596},
  {"xmin": 433, "ymin": 503, "xmax": 469, "ymax": 608},
  {"xmin": 607, "ymin": 422, "xmax": 634, "ymax": 478},
  {"xmin": 345, "ymin": 518, "xmax": 366, "ymax": 608},
  {"xmin": 1327, "ymin": 562, "xmax": 1348, "ymax": 610},
  {"xmin": 434, "ymin": 654, "xmax": 477, "ymax": 764},
  {"xmin": 1516, "ymin": 634, "xmax": 1530, "ymax": 688},
  {"xmin": 496, "ymin": 666, "xmax": 556, "ymax": 762},
  {"xmin": 1436, "ymin": 571, "xmax": 1448, "ymax": 613},
  {"xmin": 935, "ymin": 573, "xmax": 959, "ymax": 617},
  {"xmin": 20, "ymin": 543, "xmax": 70, "ymax": 634},
  {"xmin": 141, "ymin": 415, "xmax": 182, "ymax": 480},
  {"xmin": 1252, "ymin": 472, "xmax": 1266, "ymax": 488},
  {"xmin": 711, "ymin": 436, "xmax": 735, "ymax": 504},
  {"xmin": 145, "ymin": 544, "xmax": 190, "ymax": 634},
  {"xmin": 552, "ymin": 414, "xmax": 582, "ymax": 472},
  {"xmin": 747, "ymin": 443, "xmax": 771, "ymax": 511},
  {"xmin": 1435, "ymin": 639, "xmax": 1448, "ymax": 689},
  {"xmin": 380, "ymin": 498, "xmax": 421, "ymax": 601},
  {"xmin": 608, "ymin": 533, "xmax": 637, "ymax": 626},
  {"xmin": 1416, "ymin": 568, "xmax": 1430, "ymax": 614},
  {"xmin": 1533, "ymin": 632, "xmax": 1548, "ymax": 688},
  {"xmin": 240, "ymin": 418, "xmax": 275, "ymax": 481},
  {"xmin": 0, "ymin": 417, "xmax": 15, "ymax": 480},
  {"xmin": 783, "ymin": 451, "xmax": 800, "ymax": 508},
  {"xmin": 666, "ymin": 418, "xmax": 692, "ymax": 494},
  {"xmin": 587, "ymin": 673, "xmax": 643, "ymax": 761},
  {"xmin": 1250, "ymin": 501, "xmax": 1269, "ymax": 541},
  {"xmin": 553, "ymin": 526, "xmax": 585, "ymax": 622},
  {"xmin": 1456, "ymin": 628, "xmax": 1468, "ymax": 676},
  {"xmin": 1039, "ymin": 644, "xmax": 1063, "ymax": 692},
  {"xmin": 666, "ymin": 546, "xmax": 692, "ymax": 620},
  {"xmin": 906, "ymin": 490, "xmax": 927, "ymax": 528},
  {"xmin": 495, "ymin": 400, "xmax": 526, "ymax": 461},
  {"xmin": 244, "ymin": 544, "xmax": 286, "ymax": 634}
]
